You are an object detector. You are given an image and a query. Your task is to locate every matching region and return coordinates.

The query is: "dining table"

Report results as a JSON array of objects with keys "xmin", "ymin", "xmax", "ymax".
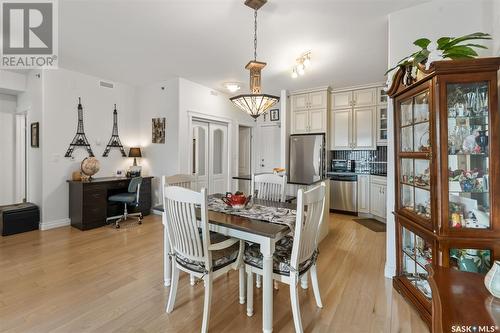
[{"xmin": 161, "ymin": 194, "xmax": 295, "ymax": 333}]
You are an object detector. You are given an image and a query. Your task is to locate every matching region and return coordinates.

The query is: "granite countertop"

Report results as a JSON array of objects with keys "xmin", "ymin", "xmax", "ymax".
[
  {"xmin": 232, "ymin": 174, "xmax": 328, "ymax": 186},
  {"xmin": 326, "ymin": 171, "xmax": 387, "ymax": 177}
]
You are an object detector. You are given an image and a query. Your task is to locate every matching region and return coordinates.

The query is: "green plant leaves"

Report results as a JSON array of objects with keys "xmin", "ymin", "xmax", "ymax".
[{"xmin": 414, "ymin": 38, "xmax": 431, "ymax": 49}]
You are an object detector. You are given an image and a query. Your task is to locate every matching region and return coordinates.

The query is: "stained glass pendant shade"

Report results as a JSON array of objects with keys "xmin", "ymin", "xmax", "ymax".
[{"xmin": 230, "ymin": 1, "xmax": 279, "ymax": 119}]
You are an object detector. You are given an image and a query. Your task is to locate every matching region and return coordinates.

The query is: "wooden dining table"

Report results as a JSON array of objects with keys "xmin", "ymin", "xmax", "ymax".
[{"xmin": 161, "ymin": 195, "xmax": 295, "ymax": 333}]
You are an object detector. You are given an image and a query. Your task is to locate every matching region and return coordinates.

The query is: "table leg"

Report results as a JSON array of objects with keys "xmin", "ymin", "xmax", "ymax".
[
  {"xmin": 163, "ymin": 215, "xmax": 171, "ymax": 287},
  {"xmin": 260, "ymin": 239, "xmax": 275, "ymax": 333}
]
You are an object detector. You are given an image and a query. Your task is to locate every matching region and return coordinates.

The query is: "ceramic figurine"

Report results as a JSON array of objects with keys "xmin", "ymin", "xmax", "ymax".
[
  {"xmin": 475, "ymin": 130, "xmax": 489, "ymax": 153},
  {"xmin": 485, "ymin": 261, "xmax": 500, "ymax": 298}
]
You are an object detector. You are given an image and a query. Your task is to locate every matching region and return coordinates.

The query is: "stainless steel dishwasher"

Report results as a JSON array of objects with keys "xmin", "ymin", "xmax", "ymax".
[{"xmin": 330, "ymin": 174, "xmax": 358, "ymax": 214}]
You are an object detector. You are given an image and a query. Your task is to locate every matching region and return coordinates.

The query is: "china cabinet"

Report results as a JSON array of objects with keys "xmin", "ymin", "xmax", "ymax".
[{"xmin": 388, "ymin": 57, "xmax": 500, "ymax": 328}]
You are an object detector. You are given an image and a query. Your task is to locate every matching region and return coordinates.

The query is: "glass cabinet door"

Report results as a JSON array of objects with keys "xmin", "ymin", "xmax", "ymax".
[
  {"xmin": 446, "ymin": 82, "xmax": 491, "ymax": 230},
  {"xmin": 398, "ymin": 90, "xmax": 432, "ymax": 224},
  {"xmin": 401, "ymin": 226, "xmax": 432, "ymax": 299}
]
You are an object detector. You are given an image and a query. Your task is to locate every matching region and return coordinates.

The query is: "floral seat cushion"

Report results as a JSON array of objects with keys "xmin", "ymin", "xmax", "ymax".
[
  {"xmin": 244, "ymin": 236, "xmax": 318, "ymax": 276},
  {"xmin": 175, "ymin": 231, "xmax": 239, "ymax": 273}
]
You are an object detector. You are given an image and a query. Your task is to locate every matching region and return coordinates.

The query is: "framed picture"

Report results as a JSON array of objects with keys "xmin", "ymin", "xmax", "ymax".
[
  {"xmin": 270, "ymin": 109, "xmax": 279, "ymax": 121},
  {"xmin": 152, "ymin": 118, "xmax": 166, "ymax": 144},
  {"xmin": 31, "ymin": 122, "xmax": 39, "ymax": 148}
]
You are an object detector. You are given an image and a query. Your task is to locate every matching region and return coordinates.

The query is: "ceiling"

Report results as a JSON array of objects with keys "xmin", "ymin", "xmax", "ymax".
[{"xmin": 58, "ymin": 0, "xmax": 423, "ymax": 94}]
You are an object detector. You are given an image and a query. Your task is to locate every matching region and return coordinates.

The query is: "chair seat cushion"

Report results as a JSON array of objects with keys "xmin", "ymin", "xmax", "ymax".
[
  {"xmin": 108, "ymin": 193, "xmax": 136, "ymax": 203},
  {"xmin": 244, "ymin": 236, "xmax": 318, "ymax": 276},
  {"xmin": 175, "ymin": 231, "xmax": 239, "ymax": 273}
]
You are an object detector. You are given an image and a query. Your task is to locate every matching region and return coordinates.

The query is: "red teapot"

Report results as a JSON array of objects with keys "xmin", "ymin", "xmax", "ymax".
[{"xmin": 222, "ymin": 192, "xmax": 250, "ymax": 210}]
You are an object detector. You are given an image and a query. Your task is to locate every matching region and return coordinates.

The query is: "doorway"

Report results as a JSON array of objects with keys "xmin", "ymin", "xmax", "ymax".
[
  {"xmin": 191, "ymin": 119, "xmax": 228, "ymax": 194},
  {"xmin": 256, "ymin": 124, "xmax": 281, "ymax": 173}
]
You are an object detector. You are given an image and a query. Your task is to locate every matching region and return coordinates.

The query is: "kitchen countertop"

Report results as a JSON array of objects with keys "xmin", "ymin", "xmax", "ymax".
[
  {"xmin": 232, "ymin": 174, "xmax": 329, "ymax": 186},
  {"xmin": 326, "ymin": 172, "xmax": 387, "ymax": 177}
]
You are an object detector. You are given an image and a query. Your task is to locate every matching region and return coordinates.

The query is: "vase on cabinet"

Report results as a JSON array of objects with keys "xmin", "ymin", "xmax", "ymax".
[{"xmin": 485, "ymin": 261, "xmax": 500, "ymax": 298}]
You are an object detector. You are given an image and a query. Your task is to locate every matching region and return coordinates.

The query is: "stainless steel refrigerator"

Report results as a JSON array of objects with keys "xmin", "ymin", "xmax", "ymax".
[{"xmin": 289, "ymin": 134, "xmax": 325, "ymax": 184}]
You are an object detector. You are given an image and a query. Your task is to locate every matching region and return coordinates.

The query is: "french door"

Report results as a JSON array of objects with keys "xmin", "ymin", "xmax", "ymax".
[{"xmin": 191, "ymin": 120, "xmax": 228, "ymax": 194}]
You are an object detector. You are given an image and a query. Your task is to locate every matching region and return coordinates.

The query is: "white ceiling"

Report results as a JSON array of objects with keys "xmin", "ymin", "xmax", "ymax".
[{"xmin": 58, "ymin": 0, "xmax": 423, "ymax": 94}]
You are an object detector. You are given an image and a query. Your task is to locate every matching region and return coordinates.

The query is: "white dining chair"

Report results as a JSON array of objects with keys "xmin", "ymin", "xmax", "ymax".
[
  {"xmin": 251, "ymin": 173, "xmax": 287, "ymax": 202},
  {"xmin": 251, "ymin": 173, "xmax": 287, "ymax": 288},
  {"xmin": 163, "ymin": 186, "xmax": 245, "ymax": 333},
  {"xmin": 163, "ymin": 174, "xmax": 198, "ymax": 285},
  {"xmin": 244, "ymin": 182, "xmax": 326, "ymax": 333}
]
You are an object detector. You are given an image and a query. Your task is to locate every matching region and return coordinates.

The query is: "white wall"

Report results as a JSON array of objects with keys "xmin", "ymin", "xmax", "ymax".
[
  {"xmin": 37, "ymin": 68, "xmax": 138, "ymax": 228},
  {"xmin": 0, "ymin": 93, "xmax": 17, "ymax": 205},
  {"xmin": 138, "ymin": 78, "xmax": 180, "ymax": 206},
  {"xmin": 385, "ymin": 0, "xmax": 495, "ymax": 278},
  {"xmin": 0, "ymin": 70, "xmax": 26, "ymax": 94},
  {"xmin": 494, "ymin": 0, "xmax": 500, "ymax": 56},
  {"xmin": 177, "ymin": 78, "xmax": 256, "ymax": 192}
]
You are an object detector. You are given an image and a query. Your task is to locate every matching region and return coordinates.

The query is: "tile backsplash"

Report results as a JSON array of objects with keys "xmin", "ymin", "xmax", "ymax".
[{"xmin": 329, "ymin": 146, "xmax": 388, "ymax": 175}]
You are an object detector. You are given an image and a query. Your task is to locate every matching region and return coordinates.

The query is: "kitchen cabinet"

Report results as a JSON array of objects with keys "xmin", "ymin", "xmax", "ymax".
[
  {"xmin": 376, "ymin": 105, "xmax": 388, "ymax": 145},
  {"xmin": 330, "ymin": 106, "xmax": 376, "ymax": 150},
  {"xmin": 357, "ymin": 174, "xmax": 370, "ymax": 214},
  {"xmin": 332, "ymin": 88, "xmax": 376, "ymax": 110},
  {"xmin": 331, "ymin": 91, "xmax": 352, "ymax": 109},
  {"xmin": 370, "ymin": 176, "xmax": 387, "ymax": 219},
  {"xmin": 290, "ymin": 88, "xmax": 329, "ymax": 134}
]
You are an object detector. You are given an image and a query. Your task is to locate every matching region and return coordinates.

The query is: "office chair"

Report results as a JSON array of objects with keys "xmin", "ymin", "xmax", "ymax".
[{"xmin": 106, "ymin": 177, "xmax": 143, "ymax": 228}]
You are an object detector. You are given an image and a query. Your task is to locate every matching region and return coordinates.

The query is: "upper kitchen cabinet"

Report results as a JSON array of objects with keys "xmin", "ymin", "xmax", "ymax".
[
  {"xmin": 353, "ymin": 88, "xmax": 377, "ymax": 107},
  {"xmin": 290, "ymin": 87, "xmax": 330, "ymax": 134},
  {"xmin": 331, "ymin": 91, "xmax": 352, "ymax": 109}
]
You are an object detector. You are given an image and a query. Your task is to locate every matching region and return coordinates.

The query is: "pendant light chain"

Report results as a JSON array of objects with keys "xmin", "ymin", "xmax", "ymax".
[{"xmin": 253, "ymin": 10, "xmax": 258, "ymax": 61}]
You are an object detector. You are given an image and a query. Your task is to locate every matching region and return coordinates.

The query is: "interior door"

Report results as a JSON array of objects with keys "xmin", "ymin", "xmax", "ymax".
[
  {"xmin": 208, "ymin": 123, "xmax": 228, "ymax": 194},
  {"xmin": 256, "ymin": 124, "xmax": 281, "ymax": 173},
  {"xmin": 192, "ymin": 121, "xmax": 209, "ymax": 191}
]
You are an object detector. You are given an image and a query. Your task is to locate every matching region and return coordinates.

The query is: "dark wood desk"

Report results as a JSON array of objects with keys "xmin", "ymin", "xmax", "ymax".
[
  {"xmin": 68, "ymin": 177, "xmax": 153, "ymax": 230},
  {"xmin": 428, "ymin": 265, "xmax": 500, "ymax": 333}
]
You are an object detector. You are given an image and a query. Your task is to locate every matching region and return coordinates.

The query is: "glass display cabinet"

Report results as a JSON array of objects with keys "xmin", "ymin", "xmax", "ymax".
[{"xmin": 388, "ymin": 57, "xmax": 500, "ymax": 328}]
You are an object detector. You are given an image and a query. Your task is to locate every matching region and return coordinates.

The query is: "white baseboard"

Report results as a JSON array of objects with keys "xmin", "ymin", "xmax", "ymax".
[
  {"xmin": 384, "ymin": 262, "xmax": 396, "ymax": 279},
  {"xmin": 40, "ymin": 218, "xmax": 71, "ymax": 230}
]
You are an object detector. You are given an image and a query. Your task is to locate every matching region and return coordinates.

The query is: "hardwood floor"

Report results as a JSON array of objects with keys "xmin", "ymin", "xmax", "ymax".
[{"xmin": 0, "ymin": 213, "xmax": 428, "ymax": 333}]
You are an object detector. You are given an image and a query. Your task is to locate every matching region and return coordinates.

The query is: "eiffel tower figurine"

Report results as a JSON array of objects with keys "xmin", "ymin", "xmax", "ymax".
[
  {"xmin": 64, "ymin": 97, "xmax": 94, "ymax": 158},
  {"xmin": 102, "ymin": 104, "xmax": 126, "ymax": 157}
]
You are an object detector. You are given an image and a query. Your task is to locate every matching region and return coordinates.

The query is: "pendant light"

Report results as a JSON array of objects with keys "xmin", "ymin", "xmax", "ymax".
[{"xmin": 230, "ymin": 0, "xmax": 279, "ymax": 119}]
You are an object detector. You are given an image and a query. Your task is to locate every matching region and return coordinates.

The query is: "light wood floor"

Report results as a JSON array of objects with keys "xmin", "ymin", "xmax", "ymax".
[{"xmin": 0, "ymin": 213, "xmax": 428, "ymax": 333}]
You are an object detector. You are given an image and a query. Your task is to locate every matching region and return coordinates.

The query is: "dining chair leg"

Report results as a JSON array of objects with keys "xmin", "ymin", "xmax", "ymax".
[
  {"xmin": 166, "ymin": 263, "xmax": 179, "ymax": 313},
  {"xmin": 289, "ymin": 276, "xmax": 304, "ymax": 333},
  {"xmin": 310, "ymin": 264, "xmax": 323, "ymax": 308},
  {"xmin": 274, "ymin": 280, "xmax": 279, "ymax": 290},
  {"xmin": 201, "ymin": 274, "xmax": 213, "ymax": 333},
  {"xmin": 163, "ymin": 224, "xmax": 171, "ymax": 287},
  {"xmin": 246, "ymin": 271, "xmax": 254, "ymax": 316},
  {"xmin": 190, "ymin": 274, "xmax": 196, "ymax": 286},
  {"xmin": 256, "ymin": 274, "xmax": 262, "ymax": 288},
  {"xmin": 239, "ymin": 267, "xmax": 246, "ymax": 304},
  {"xmin": 300, "ymin": 273, "xmax": 308, "ymax": 290}
]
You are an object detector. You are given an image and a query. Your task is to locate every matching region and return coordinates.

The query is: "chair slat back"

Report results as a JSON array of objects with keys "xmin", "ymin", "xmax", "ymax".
[
  {"xmin": 290, "ymin": 182, "xmax": 326, "ymax": 269},
  {"xmin": 251, "ymin": 173, "xmax": 287, "ymax": 202},
  {"xmin": 163, "ymin": 186, "xmax": 211, "ymax": 269},
  {"xmin": 165, "ymin": 174, "xmax": 196, "ymax": 190}
]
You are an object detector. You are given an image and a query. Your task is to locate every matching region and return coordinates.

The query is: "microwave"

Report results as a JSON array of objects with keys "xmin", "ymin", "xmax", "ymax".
[{"xmin": 331, "ymin": 159, "xmax": 355, "ymax": 173}]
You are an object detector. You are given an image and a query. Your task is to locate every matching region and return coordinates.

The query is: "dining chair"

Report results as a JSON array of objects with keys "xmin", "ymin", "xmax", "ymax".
[
  {"xmin": 244, "ymin": 182, "xmax": 326, "ymax": 333},
  {"xmin": 163, "ymin": 186, "xmax": 245, "ymax": 333},
  {"xmin": 251, "ymin": 173, "xmax": 287, "ymax": 202},
  {"xmin": 163, "ymin": 174, "xmax": 198, "ymax": 285},
  {"xmin": 251, "ymin": 173, "xmax": 287, "ymax": 288}
]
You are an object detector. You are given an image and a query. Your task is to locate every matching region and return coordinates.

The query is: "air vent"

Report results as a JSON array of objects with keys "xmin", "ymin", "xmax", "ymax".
[{"xmin": 99, "ymin": 80, "xmax": 114, "ymax": 89}]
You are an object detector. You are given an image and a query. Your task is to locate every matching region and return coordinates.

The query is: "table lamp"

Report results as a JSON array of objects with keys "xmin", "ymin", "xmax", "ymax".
[{"xmin": 128, "ymin": 147, "xmax": 142, "ymax": 166}]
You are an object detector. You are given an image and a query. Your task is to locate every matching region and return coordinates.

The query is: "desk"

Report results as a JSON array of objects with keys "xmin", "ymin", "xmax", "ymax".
[
  {"xmin": 161, "ymin": 194, "xmax": 292, "ymax": 333},
  {"xmin": 68, "ymin": 177, "xmax": 153, "ymax": 230}
]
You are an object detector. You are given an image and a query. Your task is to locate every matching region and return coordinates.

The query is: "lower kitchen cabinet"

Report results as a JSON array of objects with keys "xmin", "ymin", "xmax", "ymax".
[
  {"xmin": 357, "ymin": 174, "xmax": 370, "ymax": 214},
  {"xmin": 370, "ymin": 176, "xmax": 387, "ymax": 219}
]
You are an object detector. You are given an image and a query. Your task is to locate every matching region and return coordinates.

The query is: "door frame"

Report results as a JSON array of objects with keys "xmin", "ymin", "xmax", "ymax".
[{"xmin": 187, "ymin": 111, "xmax": 233, "ymax": 193}]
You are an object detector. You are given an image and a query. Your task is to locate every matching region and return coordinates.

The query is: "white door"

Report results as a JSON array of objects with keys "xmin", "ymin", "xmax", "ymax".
[
  {"xmin": 309, "ymin": 91, "xmax": 327, "ymax": 109},
  {"xmin": 238, "ymin": 126, "xmax": 252, "ymax": 194},
  {"xmin": 192, "ymin": 121, "xmax": 209, "ymax": 191},
  {"xmin": 353, "ymin": 107, "xmax": 376, "ymax": 150},
  {"xmin": 291, "ymin": 93, "xmax": 309, "ymax": 111},
  {"xmin": 256, "ymin": 124, "xmax": 281, "ymax": 173},
  {"xmin": 291, "ymin": 110, "xmax": 309, "ymax": 134},
  {"xmin": 208, "ymin": 123, "xmax": 228, "ymax": 194},
  {"xmin": 330, "ymin": 109, "xmax": 351, "ymax": 150},
  {"xmin": 309, "ymin": 108, "xmax": 325, "ymax": 133}
]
